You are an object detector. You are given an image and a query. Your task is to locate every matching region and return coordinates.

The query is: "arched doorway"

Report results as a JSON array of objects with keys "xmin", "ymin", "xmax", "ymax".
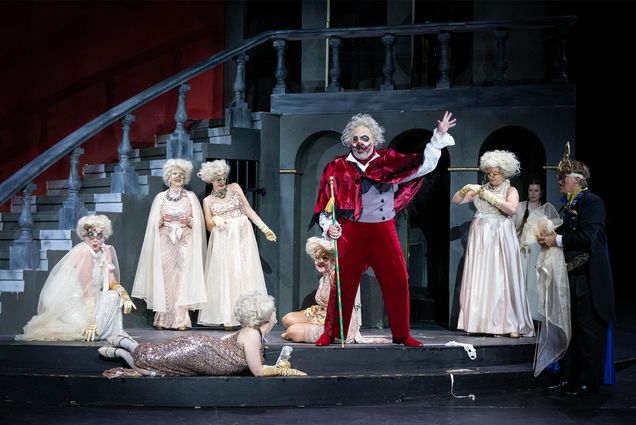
[
  {"xmin": 294, "ymin": 131, "xmax": 346, "ymax": 311},
  {"xmin": 479, "ymin": 127, "xmax": 546, "ymax": 200},
  {"xmin": 391, "ymin": 129, "xmax": 451, "ymax": 325}
]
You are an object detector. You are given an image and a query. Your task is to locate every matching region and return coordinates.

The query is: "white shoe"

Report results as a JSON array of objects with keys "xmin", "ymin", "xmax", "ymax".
[
  {"xmin": 98, "ymin": 346, "xmax": 119, "ymax": 358},
  {"xmin": 107, "ymin": 333, "xmax": 136, "ymax": 348}
]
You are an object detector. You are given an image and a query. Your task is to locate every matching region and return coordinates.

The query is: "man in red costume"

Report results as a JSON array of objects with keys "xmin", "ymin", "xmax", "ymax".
[{"xmin": 313, "ymin": 112, "xmax": 457, "ymax": 347}]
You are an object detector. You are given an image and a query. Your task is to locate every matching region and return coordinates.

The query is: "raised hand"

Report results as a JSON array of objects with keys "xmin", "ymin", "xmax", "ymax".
[{"xmin": 436, "ymin": 111, "xmax": 457, "ymax": 136}]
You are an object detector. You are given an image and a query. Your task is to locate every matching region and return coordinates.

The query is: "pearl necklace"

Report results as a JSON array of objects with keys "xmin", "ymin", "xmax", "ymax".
[{"xmin": 165, "ymin": 189, "xmax": 184, "ymax": 202}]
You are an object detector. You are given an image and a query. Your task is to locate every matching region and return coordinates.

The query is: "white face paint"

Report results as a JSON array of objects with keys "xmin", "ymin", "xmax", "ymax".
[
  {"xmin": 350, "ymin": 126, "xmax": 376, "ymax": 161},
  {"xmin": 169, "ymin": 170, "xmax": 185, "ymax": 188}
]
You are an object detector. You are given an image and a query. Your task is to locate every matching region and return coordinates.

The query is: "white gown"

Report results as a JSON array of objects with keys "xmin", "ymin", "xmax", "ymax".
[
  {"xmin": 132, "ymin": 190, "xmax": 207, "ymax": 328},
  {"xmin": 17, "ymin": 243, "xmax": 125, "ymax": 341},
  {"xmin": 457, "ymin": 180, "xmax": 535, "ymax": 336},
  {"xmin": 198, "ymin": 188, "xmax": 268, "ymax": 327}
]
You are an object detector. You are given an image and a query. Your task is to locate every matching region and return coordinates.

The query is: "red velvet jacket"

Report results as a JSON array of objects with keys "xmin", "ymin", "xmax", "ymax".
[{"xmin": 312, "ymin": 148, "xmax": 425, "ymax": 224}]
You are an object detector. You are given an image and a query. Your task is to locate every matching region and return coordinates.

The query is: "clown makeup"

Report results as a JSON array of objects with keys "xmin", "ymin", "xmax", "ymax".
[
  {"xmin": 211, "ymin": 174, "xmax": 227, "ymax": 191},
  {"xmin": 350, "ymin": 126, "xmax": 376, "ymax": 161},
  {"xmin": 313, "ymin": 250, "xmax": 335, "ymax": 273}
]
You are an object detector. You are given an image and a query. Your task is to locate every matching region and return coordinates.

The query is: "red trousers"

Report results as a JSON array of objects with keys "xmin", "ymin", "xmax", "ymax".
[{"xmin": 323, "ymin": 219, "xmax": 411, "ymax": 340}]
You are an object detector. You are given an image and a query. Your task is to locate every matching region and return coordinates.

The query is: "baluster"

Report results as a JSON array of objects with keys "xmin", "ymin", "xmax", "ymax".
[
  {"xmin": 58, "ymin": 147, "xmax": 88, "ymax": 230},
  {"xmin": 110, "ymin": 114, "xmax": 141, "ymax": 194},
  {"xmin": 381, "ymin": 34, "xmax": 396, "ymax": 91},
  {"xmin": 226, "ymin": 53, "xmax": 251, "ymax": 129},
  {"xmin": 10, "ymin": 183, "xmax": 40, "ymax": 270},
  {"xmin": 551, "ymin": 26, "xmax": 568, "ymax": 83},
  {"xmin": 436, "ymin": 32, "xmax": 451, "ymax": 89},
  {"xmin": 327, "ymin": 37, "xmax": 342, "ymax": 92},
  {"xmin": 494, "ymin": 30, "xmax": 509, "ymax": 85},
  {"xmin": 273, "ymin": 38, "xmax": 288, "ymax": 94},
  {"xmin": 167, "ymin": 84, "xmax": 193, "ymax": 160}
]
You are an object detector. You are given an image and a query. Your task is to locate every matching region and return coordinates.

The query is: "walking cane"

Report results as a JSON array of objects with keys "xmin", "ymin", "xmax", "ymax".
[{"xmin": 327, "ymin": 176, "xmax": 346, "ymax": 347}]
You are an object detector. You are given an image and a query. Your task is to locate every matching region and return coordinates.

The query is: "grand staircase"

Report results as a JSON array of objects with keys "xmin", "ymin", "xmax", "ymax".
[{"xmin": 0, "ymin": 118, "xmax": 260, "ymax": 333}]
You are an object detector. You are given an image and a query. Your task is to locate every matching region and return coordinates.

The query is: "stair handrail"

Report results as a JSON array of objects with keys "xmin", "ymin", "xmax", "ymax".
[{"xmin": 0, "ymin": 15, "xmax": 575, "ymax": 205}]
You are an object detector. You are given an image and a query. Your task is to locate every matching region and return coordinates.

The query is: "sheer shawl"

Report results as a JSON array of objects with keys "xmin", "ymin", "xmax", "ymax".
[
  {"xmin": 131, "ymin": 190, "xmax": 207, "ymax": 312},
  {"xmin": 521, "ymin": 203, "xmax": 571, "ymax": 376},
  {"xmin": 17, "ymin": 243, "xmax": 120, "ymax": 341}
]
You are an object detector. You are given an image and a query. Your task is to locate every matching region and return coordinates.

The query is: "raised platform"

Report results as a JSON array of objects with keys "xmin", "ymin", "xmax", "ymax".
[{"xmin": 0, "ymin": 324, "xmax": 544, "ymax": 407}]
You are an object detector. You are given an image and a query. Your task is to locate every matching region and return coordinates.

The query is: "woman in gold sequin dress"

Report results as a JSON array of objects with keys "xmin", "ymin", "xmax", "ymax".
[
  {"xmin": 132, "ymin": 159, "xmax": 207, "ymax": 330},
  {"xmin": 452, "ymin": 150, "xmax": 534, "ymax": 338},
  {"xmin": 196, "ymin": 160, "xmax": 276, "ymax": 328},
  {"xmin": 99, "ymin": 292, "xmax": 306, "ymax": 377}
]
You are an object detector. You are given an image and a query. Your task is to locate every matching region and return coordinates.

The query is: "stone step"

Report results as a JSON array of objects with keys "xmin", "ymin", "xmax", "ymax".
[{"xmin": 0, "ymin": 270, "xmax": 22, "ymax": 280}]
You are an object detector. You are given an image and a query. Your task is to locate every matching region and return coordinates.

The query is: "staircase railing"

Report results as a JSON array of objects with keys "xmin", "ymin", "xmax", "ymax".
[{"xmin": 0, "ymin": 15, "xmax": 575, "ymax": 206}]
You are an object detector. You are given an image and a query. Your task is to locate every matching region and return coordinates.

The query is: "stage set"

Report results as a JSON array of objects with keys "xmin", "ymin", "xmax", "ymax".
[
  {"xmin": 1, "ymin": 325, "xmax": 539, "ymax": 407},
  {"xmin": 0, "ymin": 1, "xmax": 622, "ymax": 412}
]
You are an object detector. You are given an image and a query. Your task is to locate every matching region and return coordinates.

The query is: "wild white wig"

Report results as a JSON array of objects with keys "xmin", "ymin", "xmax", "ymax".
[
  {"xmin": 479, "ymin": 150, "xmax": 520, "ymax": 178},
  {"xmin": 197, "ymin": 160, "xmax": 230, "ymax": 184},
  {"xmin": 76, "ymin": 214, "xmax": 112, "ymax": 239},
  {"xmin": 341, "ymin": 113, "xmax": 385, "ymax": 148},
  {"xmin": 234, "ymin": 291, "xmax": 275, "ymax": 328},
  {"xmin": 162, "ymin": 159, "xmax": 193, "ymax": 185},
  {"xmin": 305, "ymin": 236, "xmax": 335, "ymax": 260}
]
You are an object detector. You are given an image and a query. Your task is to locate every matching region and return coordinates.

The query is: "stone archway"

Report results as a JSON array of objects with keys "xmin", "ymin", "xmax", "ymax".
[
  {"xmin": 479, "ymin": 126, "xmax": 546, "ymax": 199},
  {"xmin": 293, "ymin": 131, "xmax": 346, "ymax": 310},
  {"xmin": 391, "ymin": 129, "xmax": 451, "ymax": 325}
]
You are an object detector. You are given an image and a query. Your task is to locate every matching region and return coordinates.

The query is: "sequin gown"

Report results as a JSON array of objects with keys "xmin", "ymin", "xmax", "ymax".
[
  {"xmin": 198, "ymin": 188, "xmax": 268, "ymax": 327},
  {"xmin": 155, "ymin": 195, "xmax": 193, "ymax": 329},
  {"xmin": 302, "ymin": 273, "xmax": 360, "ymax": 343},
  {"xmin": 457, "ymin": 180, "xmax": 535, "ymax": 336},
  {"xmin": 133, "ymin": 332, "xmax": 259, "ymax": 376}
]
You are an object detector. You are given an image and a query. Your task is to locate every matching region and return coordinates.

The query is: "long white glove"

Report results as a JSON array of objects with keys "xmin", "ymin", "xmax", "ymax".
[
  {"xmin": 83, "ymin": 298, "xmax": 98, "ymax": 341},
  {"xmin": 253, "ymin": 218, "xmax": 277, "ymax": 242}
]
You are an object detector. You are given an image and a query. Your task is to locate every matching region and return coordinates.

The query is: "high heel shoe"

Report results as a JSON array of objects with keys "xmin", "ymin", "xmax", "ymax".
[
  {"xmin": 107, "ymin": 334, "xmax": 137, "ymax": 348},
  {"xmin": 98, "ymin": 346, "xmax": 120, "ymax": 359}
]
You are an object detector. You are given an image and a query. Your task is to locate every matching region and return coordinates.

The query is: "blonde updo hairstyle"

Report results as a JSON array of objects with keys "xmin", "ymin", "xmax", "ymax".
[
  {"xmin": 479, "ymin": 150, "xmax": 521, "ymax": 178},
  {"xmin": 198, "ymin": 160, "xmax": 231, "ymax": 184},
  {"xmin": 76, "ymin": 215, "xmax": 113, "ymax": 239},
  {"xmin": 341, "ymin": 113, "xmax": 385, "ymax": 148},
  {"xmin": 162, "ymin": 159, "xmax": 193, "ymax": 185},
  {"xmin": 305, "ymin": 236, "xmax": 335, "ymax": 262},
  {"xmin": 234, "ymin": 291, "xmax": 276, "ymax": 328}
]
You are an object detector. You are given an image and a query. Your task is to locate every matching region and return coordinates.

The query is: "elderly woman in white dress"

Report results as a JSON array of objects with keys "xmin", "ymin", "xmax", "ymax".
[
  {"xmin": 196, "ymin": 160, "xmax": 275, "ymax": 328},
  {"xmin": 17, "ymin": 215, "xmax": 134, "ymax": 341},
  {"xmin": 452, "ymin": 150, "xmax": 534, "ymax": 338},
  {"xmin": 132, "ymin": 159, "xmax": 207, "ymax": 330}
]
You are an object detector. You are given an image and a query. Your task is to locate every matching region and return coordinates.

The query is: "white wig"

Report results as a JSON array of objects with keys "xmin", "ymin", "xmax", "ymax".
[
  {"xmin": 341, "ymin": 113, "xmax": 386, "ymax": 148},
  {"xmin": 305, "ymin": 237, "xmax": 335, "ymax": 260},
  {"xmin": 479, "ymin": 150, "xmax": 521, "ymax": 178},
  {"xmin": 76, "ymin": 214, "xmax": 112, "ymax": 239},
  {"xmin": 198, "ymin": 160, "xmax": 230, "ymax": 184},
  {"xmin": 162, "ymin": 159, "xmax": 193, "ymax": 185},
  {"xmin": 234, "ymin": 291, "xmax": 275, "ymax": 328}
]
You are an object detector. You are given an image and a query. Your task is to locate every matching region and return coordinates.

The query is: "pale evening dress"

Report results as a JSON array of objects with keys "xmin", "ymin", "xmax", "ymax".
[
  {"xmin": 133, "ymin": 332, "xmax": 260, "ymax": 376},
  {"xmin": 198, "ymin": 188, "xmax": 268, "ymax": 327},
  {"xmin": 131, "ymin": 190, "xmax": 207, "ymax": 329},
  {"xmin": 302, "ymin": 272, "xmax": 362, "ymax": 343},
  {"xmin": 17, "ymin": 243, "xmax": 125, "ymax": 341},
  {"xmin": 457, "ymin": 180, "xmax": 535, "ymax": 336}
]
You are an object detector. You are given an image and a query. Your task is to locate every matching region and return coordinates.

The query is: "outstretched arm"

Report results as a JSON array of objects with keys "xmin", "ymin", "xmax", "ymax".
[{"xmin": 232, "ymin": 183, "xmax": 276, "ymax": 241}]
